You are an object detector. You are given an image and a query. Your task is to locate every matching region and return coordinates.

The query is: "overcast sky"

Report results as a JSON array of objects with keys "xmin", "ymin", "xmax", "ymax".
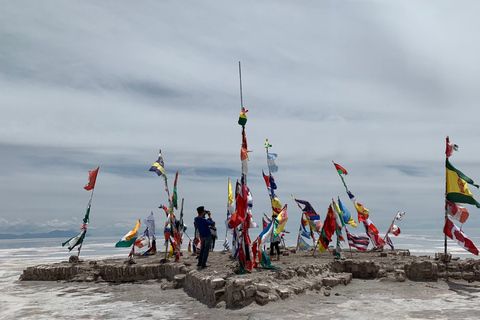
[{"xmin": 2, "ymin": 1, "xmax": 480, "ymax": 244}]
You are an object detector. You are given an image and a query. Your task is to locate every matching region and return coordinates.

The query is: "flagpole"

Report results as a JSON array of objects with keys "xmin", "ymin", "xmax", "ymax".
[
  {"xmin": 78, "ymin": 185, "xmax": 95, "ymax": 258},
  {"xmin": 445, "ymin": 136, "xmax": 448, "ymax": 256},
  {"xmin": 239, "ymin": 61, "xmax": 243, "ymax": 111}
]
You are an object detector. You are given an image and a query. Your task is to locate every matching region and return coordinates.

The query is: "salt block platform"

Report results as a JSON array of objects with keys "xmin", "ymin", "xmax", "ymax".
[{"xmin": 20, "ymin": 248, "xmax": 480, "ymax": 308}]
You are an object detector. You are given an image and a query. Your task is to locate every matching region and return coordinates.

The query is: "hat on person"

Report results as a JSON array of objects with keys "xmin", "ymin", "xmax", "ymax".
[{"xmin": 196, "ymin": 206, "xmax": 205, "ymax": 214}]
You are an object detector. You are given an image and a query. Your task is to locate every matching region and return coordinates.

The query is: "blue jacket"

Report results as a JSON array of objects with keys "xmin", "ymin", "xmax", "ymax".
[{"xmin": 194, "ymin": 217, "xmax": 214, "ymax": 238}]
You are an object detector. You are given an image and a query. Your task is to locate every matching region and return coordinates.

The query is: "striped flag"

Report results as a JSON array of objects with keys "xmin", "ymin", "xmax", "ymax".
[
  {"xmin": 346, "ymin": 228, "xmax": 369, "ymax": 252},
  {"xmin": 149, "ymin": 151, "xmax": 166, "ymax": 177}
]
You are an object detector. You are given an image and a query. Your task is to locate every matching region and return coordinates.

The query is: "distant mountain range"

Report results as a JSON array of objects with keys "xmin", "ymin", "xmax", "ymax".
[{"xmin": 0, "ymin": 230, "xmax": 82, "ymax": 239}]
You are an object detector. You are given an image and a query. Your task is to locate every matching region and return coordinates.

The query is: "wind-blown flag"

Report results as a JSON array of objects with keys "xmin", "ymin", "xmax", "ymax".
[
  {"xmin": 299, "ymin": 219, "xmax": 311, "ymax": 239},
  {"xmin": 274, "ymin": 205, "xmax": 288, "ymax": 235},
  {"xmin": 333, "ymin": 162, "xmax": 348, "ymax": 189},
  {"xmin": 265, "ymin": 139, "xmax": 272, "ymax": 148},
  {"xmin": 395, "ymin": 211, "xmax": 405, "ymax": 221},
  {"xmin": 348, "ymin": 190, "xmax": 370, "ymax": 222},
  {"xmin": 115, "ymin": 220, "xmax": 141, "ymax": 247},
  {"xmin": 364, "ymin": 222, "xmax": 385, "ymax": 247},
  {"xmin": 258, "ymin": 221, "xmax": 274, "ymax": 246},
  {"xmin": 446, "ymin": 158, "xmax": 480, "ymax": 208},
  {"xmin": 263, "ymin": 171, "xmax": 282, "ymax": 215},
  {"xmin": 171, "ymin": 172, "xmax": 178, "ymax": 210},
  {"xmin": 345, "ymin": 228, "xmax": 369, "ymax": 252},
  {"xmin": 323, "ymin": 204, "xmax": 337, "ymax": 242},
  {"xmin": 385, "ymin": 233, "xmax": 394, "ymax": 250},
  {"xmin": 446, "ymin": 136, "xmax": 459, "ymax": 158},
  {"xmin": 332, "ymin": 199, "xmax": 345, "ymax": 242},
  {"xmin": 229, "ymin": 181, "xmax": 247, "ymax": 229},
  {"xmin": 84, "ymin": 167, "xmax": 99, "ymax": 191},
  {"xmin": 149, "ymin": 152, "xmax": 166, "ymax": 177},
  {"xmin": 446, "ymin": 200, "xmax": 469, "ymax": 224},
  {"xmin": 318, "ymin": 229, "xmax": 330, "ymax": 253},
  {"xmin": 238, "ymin": 108, "xmax": 248, "ymax": 126},
  {"xmin": 62, "ymin": 228, "xmax": 86, "ymax": 252},
  {"xmin": 240, "ymin": 127, "xmax": 251, "ymax": 175},
  {"xmin": 292, "ymin": 197, "xmax": 323, "ymax": 232},
  {"xmin": 298, "ymin": 237, "xmax": 311, "ymax": 251},
  {"xmin": 267, "ymin": 153, "xmax": 278, "ymax": 173},
  {"xmin": 338, "ymin": 197, "xmax": 357, "ymax": 228},
  {"xmin": 444, "ymin": 218, "xmax": 479, "ymax": 255},
  {"xmin": 388, "ymin": 223, "xmax": 401, "ymax": 236}
]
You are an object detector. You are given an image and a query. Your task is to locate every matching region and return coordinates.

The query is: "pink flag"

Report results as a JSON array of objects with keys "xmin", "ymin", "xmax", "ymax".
[
  {"xmin": 444, "ymin": 218, "xmax": 478, "ymax": 255},
  {"xmin": 446, "ymin": 201, "xmax": 469, "ymax": 224}
]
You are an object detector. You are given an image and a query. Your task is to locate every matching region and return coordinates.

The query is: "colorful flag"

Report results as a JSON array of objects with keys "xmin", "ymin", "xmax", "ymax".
[
  {"xmin": 223, "ymin": 237, "xmax": 230, "ymax": 251},
  {"xmin": 446, "ymin": 200, "xmax": 469, "ymax": 224},
  {"xmin": 299, "ymin": 220, "xmax": 311, "ymax": 239},
  {"xmin": 265, "ymin": 139, "xmax": 272, "ymax": 148},
  {"xmin": 322, "ymin": 204, "xmax": 337, "ymax": 242},
  {"xmin": 333, "ymin": 162, "xmax": 348, "ymax": 189},
  {"xmin": 364, "ymin": 221, "xmax": 385, "ymax": 247},
  {"xmin": 62, "ymin": 228, "xmax": 86, "ymax": 251},
  {"xmin": 240, "ymin": 127, "xmax": 250, "ymax": 175},
  {"xmin": 115, "ymin": 219, "xmax": 141, "ymax": 247},
  {"xmin": 274, "ymin": 205, "xmax": 288, "ymax": 235},
  {"xmin": 238, "ymin": 108, "xmax": 248, "ymax": 126},
  {"xmin": 446, "ymin": 158, "xmax": 480, "ymax": 208},
  {"xmin": 334, "ymin": 163, "xmax": 348, "ymax": 175},
  {"xmin": 149, "ymin": 152, "xmax": 166, "ymax": 177},
  {"xmin": 159, "ymin": 204, "xmax": 169, "ymax": 217},
  {"xmin": 389, "ymin": 223, "xmax": 401, "ymax": 236},
  {"xmin": 345, "ymin": 228, "xmax": 369, "ymax": 251},
  {"xmin": 445, "ymin": 136, "xmax": 458, "ymax": 158},
  {"xmin": 332, "ymin": 199, "xmax": 345, "ymax": 242},
  {"xmin": 228, "ymin": 181, "xmax": 247, "ymax": 229},
  {"xmin": 171, "ymin": 172, "xmax": 178, "ymax": 210},
  {"xmin": 395, "ymin": 211, "xmax": 405, "ymax": 221},
  {"xmin": 444, "ymin": 218, "xmax": 479, "ymax": 255},
  {"xmin": 267, "ymin": 153, "xmax": 278, "ymax": 173},
  {"xmin": 338, "ymin": 197, "xmax": 357, "ymax": 227},
  {"xmin": 258, "ymin": 221, "xmax": 274, "ymax": 246},
  {"xmin": 292, "ymin": 197, "xmax": 323, "ymax": 232},
  {"xmin": 298, "ymin": 237, "xmax": 311, "ymax": 251},
  {"xmin": 84, "ymin": 167, "xmax": 99, "ymax": 191},
  {"xmin": 385, "ymin": 234, "xmax": 394, "ymax": 250},
  {"xmin": 318, "ymin": 230, "xmax": 330, "ymax": 252}
]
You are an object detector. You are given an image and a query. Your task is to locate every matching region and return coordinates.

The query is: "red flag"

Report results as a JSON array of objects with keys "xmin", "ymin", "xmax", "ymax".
[
  {"xmin": 84, "ymin": 167, "xmax": 99, "ymax": 190},
  {"xmin": 445, "ymin": 136, "xmax": 458, "ymax": 158},
  {"xmin": 444, "ymin": 218, "xmax": 478, "ymax": 255},
  {"xmin": 388, "ymin": 223, "xmax": 401, "ymax": 236},
  {"xmin": 333, "ymin": 163, "xmax": 348, "ymax": 175},
  {"xmin": 322, "ymin": 205, "xmax": 337, "ymax": 242},
  {"xmin": 446, "ymin": 200, "xmax": 469, "ymax": 224}
]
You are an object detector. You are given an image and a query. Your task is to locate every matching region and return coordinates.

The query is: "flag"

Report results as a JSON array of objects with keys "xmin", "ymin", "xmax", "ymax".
[
  {"xmin": 267, "ymin": 153, "xmax": 278, "ymax": 173},
  {"xmin": 298, "ymin": 237, "xmax": 311, "ymax": 251},
  {"xmin": 445, "ymin": 136, "xmax": 458, "ymax": 158},
  {"xmin": 241, "ymin": 127, "xmax": 251, "ymax": 175},
  {"xmin": 265, "ymin": 139, "xmax": 272, "ymax": 148},
  {"xmin": 444, "ymin": 218, "xmax": 479, "ymax": 255},
  {"xmin": 115, "ymin": 220, "xmax": 141, "ymax": 247},
  {"xmin": 223, "ymin": 237, "xmax": 230, "ymax": 251},
  {"xmin": 229, "ymin": 181, "xmax": 247, "ymax": 229},
  {"xmin": 149, "ymin": 151, "xmax": 166, "ymax": 177},
  {"xmin": 332, "ymin": 199, "xmax": 345, "ymax": 242},
  {"xmin": 338, "ymin": 197, "xmax": 357, "ymax": 228},
  {"xmin": 258, "ymin": 221, "xmax": 274, "ymax": 246},
  {"xmin": 84, "ymin": 167, "xmax": 99, "ymax": 190},
  {"xmin": 262, "ymin": 217, "xmax": 268, "ymax": 229},
  {"xmin": 345, "ymin": 228, "xmax": 369, "ymax": 252},
  {"xmin": 322, "ymin": 204, "xmax": 337, "ymax": 242},
  {"xmin": 395, "ymin": 211, "xmax": 405, "ymax": 221},
  {"xmin": 334, "ymin": 162, "xmax": 348, "ymax": 175},
  {"xmin": 389, "ymin": 223, "xmax": 401, "ymax": 236},
  {"xmin": 274, "ymin": 205, "xmax": 288, "ymax": 235},
  {"xmin": 263, "ymin": 171, "xmax": 282, "ymax": 215},
  {"xmin": 385, "ymin": 233, "xmax": 394, "ymax": 250},
  {"xmin": 446, "ymin": 200, "xmax": 469, "ymax": 224},
  {"xmin": 333, "ymin": 162, "xmax": 348, "ymax": 189},
  {"xmin": 171, "ymin": 172, "xmax": 178, "ymax": 210},
  {"xmin": 446, "ymin": 158, "xmax": 480, "ymax": 208},
  {"xmin": 238, "ymin": 108, "xmax": 248, "ymax": 126},
  {"xmin": 347, "ymin": 190, "xmax": 370, "ymax": 222},
  {"xmin": 134, "ymin": 233, "xmax": 150, "ymax": 249},
  {"xmin": 364, "ymin": 221, "xmax": 385, "ymax": 247},
  {"xmin": 292, "ymin": 197, "xmax": 323, "ymax": 232},
  {"xmin": 144, "ymin": 212, "xmax": 155, "ymax": 239},
  {"xmin": 318, "ymin": 230, "xmax": 330, "ymax": 253},
  {"xmin": 62, "ymin": 228, "xmax": 86, "ymax": 251},
  {"xmin": 299, "ymin": 220, "xmax": 311, "ymax": 239}
]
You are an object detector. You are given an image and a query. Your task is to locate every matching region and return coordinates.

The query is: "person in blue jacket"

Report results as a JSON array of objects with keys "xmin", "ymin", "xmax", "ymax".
[{"xmin": 194, "ymin": 206, "xmax": 215, "ymax": 269}]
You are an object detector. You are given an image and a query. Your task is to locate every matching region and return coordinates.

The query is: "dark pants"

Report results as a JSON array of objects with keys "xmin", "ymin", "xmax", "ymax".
[
  {"xmin": 270, "ymin": 241, "xmax": 280, "ymax": 255},
  {"xmin": 198, "ymin": 235, "xmax": 212, "ymax": 267}
]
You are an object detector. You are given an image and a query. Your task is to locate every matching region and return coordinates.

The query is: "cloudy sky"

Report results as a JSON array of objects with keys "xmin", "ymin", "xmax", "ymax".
[{"xmin": 2, "ymin": 1, "xmax": 480, "ymax": 243}]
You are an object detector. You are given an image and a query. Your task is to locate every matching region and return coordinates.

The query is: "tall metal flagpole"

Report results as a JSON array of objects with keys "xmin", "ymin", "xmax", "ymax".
[
  {"xmin": 239, "ymin": 61, "xmax": 243, "ymax": 111},
  {"xmin": 445, "ymin": 136, "xmax": 448, "ymax": 256}
]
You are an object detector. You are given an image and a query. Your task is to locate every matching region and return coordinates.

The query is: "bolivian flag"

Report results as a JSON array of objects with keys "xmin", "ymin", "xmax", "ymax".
[
  {"xmin": 446, "ymin": 159, "xmax": 480, "ymax": 208},
  {"xmin": 115, "ymin": 219, "xmax": 141, "ymax": 247}
]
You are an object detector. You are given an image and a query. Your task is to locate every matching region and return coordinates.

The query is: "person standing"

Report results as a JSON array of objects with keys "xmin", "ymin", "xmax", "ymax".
[{"xmin": 194, "ymin": 206, "xmax": 214, "ymax": 269}]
